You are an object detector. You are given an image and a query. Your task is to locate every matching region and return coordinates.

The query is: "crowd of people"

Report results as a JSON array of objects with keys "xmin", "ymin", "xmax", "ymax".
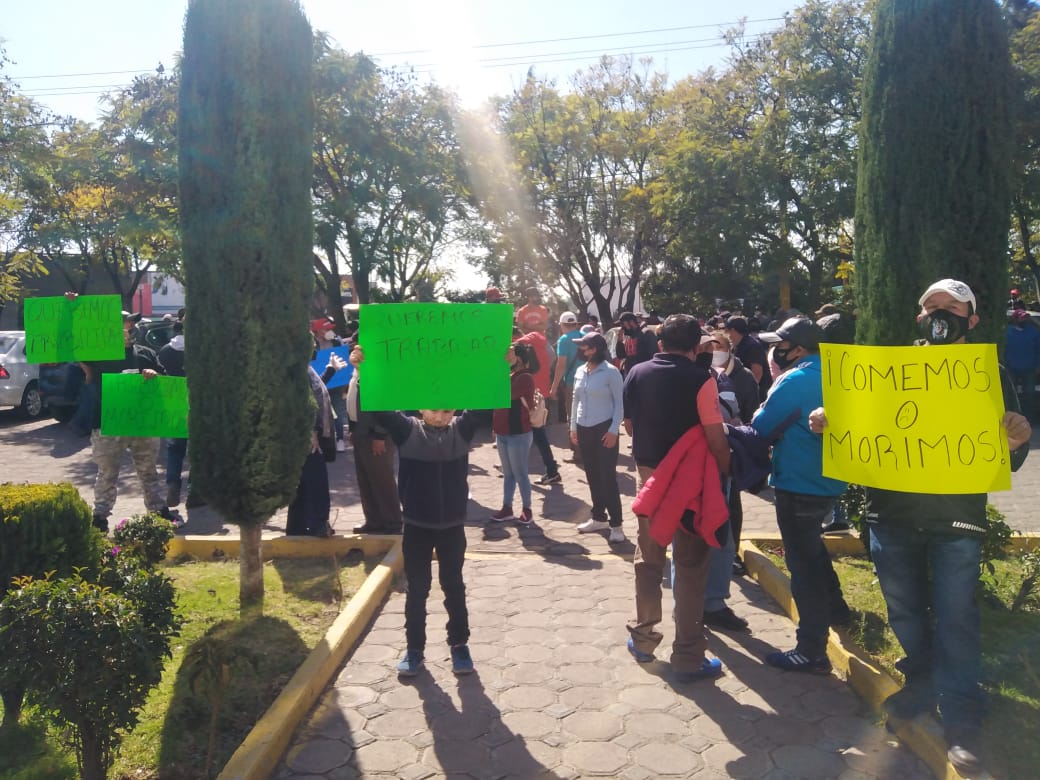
[{"xmin": 77, "ymin": 279, "xmax": 1031, "ymax": 776}]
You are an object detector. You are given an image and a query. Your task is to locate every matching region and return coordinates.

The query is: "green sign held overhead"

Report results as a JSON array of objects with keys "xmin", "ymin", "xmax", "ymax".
[
  {"xmin": 101, "ymin": 374, "xmax": 189, "ymax": 438},
  {"xmin": 24, "ymin": 295, "xmax": 125, "ymax": 363},
  {"xmin": 359, "ymin": 303, "xmax": 513, "ymax": 410}
]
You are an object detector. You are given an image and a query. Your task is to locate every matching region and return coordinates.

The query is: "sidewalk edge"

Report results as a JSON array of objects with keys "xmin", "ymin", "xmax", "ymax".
[
  {"xmin": 213, "ymin": 536, "xmax": 403, "ymax": 780},
  {"xmin": 739, "ymin": 539, "xmax": 965, "ymax": 780}
]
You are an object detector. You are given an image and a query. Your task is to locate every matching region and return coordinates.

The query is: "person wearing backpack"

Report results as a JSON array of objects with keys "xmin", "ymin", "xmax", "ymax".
[{"xmin": 489, "ymin": 341, "xmax": 539, "ymax": 525}]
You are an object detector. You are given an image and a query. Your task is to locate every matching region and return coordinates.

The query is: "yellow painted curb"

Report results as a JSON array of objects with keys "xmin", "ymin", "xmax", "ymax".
[
  {"xmin": 740, "ymin": 539, "xmax": 966, "ymax": 780},
  {"xmin": 214, "ymin": 536, "xmax": 403, "ymax": 780},
  {"xmin": 167, "ymin": 533, "xmax": 396, "ymax": 560}
]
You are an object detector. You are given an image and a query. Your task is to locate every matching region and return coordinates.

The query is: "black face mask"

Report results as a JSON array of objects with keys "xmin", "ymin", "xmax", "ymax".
[
  {"xmin": 694, "ymin": 352, "xmax": 714, "ymax": 370},
  {"xmin": 772, "ymin": 346, "xmax": 797, "ymax": 371},
  {"xmin": 918, "ymin": 309, "xmax": 970, "ymax": 345}
]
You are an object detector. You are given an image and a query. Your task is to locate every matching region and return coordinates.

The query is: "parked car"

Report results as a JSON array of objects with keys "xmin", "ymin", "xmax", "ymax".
[
  {"xmin": 38, "ymin": 318, "xmax": 175, "ymax": 429},
  {"xmin": 0, "ymin": 331, "xmax": 44, "ymax": 418}
]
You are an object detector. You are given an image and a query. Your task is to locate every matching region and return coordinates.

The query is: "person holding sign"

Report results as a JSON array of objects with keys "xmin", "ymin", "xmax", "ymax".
[
  {"xmin": 809, "ymin": 279, "xmax": 1031, "ymax": 776},
  {"xmin": 76, "ymin": 302, "xmax": 181, "ymax": 532},
  {"xmin": 752, "ymin": 316, "xmax": 851, "ymax": 674},
  {"xmin": 350, "ymin": 346, "xmax": 489, "ymax": 678}
]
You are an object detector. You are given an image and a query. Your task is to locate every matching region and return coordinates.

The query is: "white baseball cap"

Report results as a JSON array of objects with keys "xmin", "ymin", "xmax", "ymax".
[
  {"xmin": 918, "ymin": 279, "xmax": 976, "ymax": 311},
  {"xmin": 559, "ymin": 311, "xmax": 578, "ymax": 325}
]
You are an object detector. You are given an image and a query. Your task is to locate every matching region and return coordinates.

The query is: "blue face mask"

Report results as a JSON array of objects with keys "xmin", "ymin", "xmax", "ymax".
[{"xmin": 918, "ymin": 309, "xmax": 970, "ymax": 345}]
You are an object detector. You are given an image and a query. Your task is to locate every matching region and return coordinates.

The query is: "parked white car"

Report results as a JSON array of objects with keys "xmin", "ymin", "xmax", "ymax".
[{"xmin": 0, "ymin": 331, "xmax": 43, "ymax": 418}]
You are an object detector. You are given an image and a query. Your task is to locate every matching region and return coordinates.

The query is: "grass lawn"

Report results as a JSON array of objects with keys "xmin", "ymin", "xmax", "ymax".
[
  {"xmin": 755, "ymin": 541, "xmax": 1040, "ymax": 780},
  {"xmin": 0, "ymin": 552, "xmax": 378, "ymax": 780}
]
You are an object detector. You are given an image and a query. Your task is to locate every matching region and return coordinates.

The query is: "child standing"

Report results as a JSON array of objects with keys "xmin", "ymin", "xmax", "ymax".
[{"xmin": 372, "ymin": 407, "xmax": 485, "ymax": 677}]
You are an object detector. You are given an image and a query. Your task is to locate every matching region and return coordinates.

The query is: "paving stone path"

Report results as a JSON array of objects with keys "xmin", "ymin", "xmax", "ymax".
[{"xmin": 276, "ymin": 552, "xmax": 930, "ymax": 779}]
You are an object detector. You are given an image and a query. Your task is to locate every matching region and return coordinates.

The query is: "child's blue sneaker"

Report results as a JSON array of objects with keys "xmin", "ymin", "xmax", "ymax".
[
  {"xmin": 396, "ymin": 650, "xmax": 424, "ymax": 677},
  {"xmin": 451, "ymin": 644, "xmax": 475, "ymax": 675},
  {"xmin": 627, "ymin": 637, "xmax": 655, "ymax": 663},
  {"xmin": 674, "ymin": 657, "xmax": 723, "ymax": 683}
]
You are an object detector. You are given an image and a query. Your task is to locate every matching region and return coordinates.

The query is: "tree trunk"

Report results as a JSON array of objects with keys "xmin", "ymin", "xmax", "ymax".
[
  {"xmin": 78, "ymin": 722, "xmax": 106, "ymax": 780},
  {"xmin": 239, "ymin": 523, "xmax": 264, "ymax": 617},
  {"xmin": 0, "ymin": 684, "xmax": 24, "ymax": 730}
]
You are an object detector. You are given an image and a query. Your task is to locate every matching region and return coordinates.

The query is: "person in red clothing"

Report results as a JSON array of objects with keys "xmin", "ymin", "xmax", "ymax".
[
  {"xmin": 516, "ymin": 324, "xmax": 561, "ymax": 484},
  {"xmin": 489, "ymin": 342, "xmax": 539, "ymax": 524},
  {"xmin": 516, "ymin": 287, "xmax": 550, "ymax": 334}
]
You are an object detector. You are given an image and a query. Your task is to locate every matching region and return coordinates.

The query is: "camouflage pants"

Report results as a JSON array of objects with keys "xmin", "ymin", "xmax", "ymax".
[{"xmin": 90, "ymin": 430, "xmax": 166, "ymax": 518}]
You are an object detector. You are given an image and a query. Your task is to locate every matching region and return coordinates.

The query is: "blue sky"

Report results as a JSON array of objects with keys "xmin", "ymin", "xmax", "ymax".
[{"xmin": 4, "ymin": 0, "xmax": 805, "ymax": 122}]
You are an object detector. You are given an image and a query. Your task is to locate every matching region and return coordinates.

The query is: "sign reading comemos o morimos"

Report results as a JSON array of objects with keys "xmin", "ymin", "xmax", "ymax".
[
  {"xmin": 358, "ymin": 303, "xmax": 513, "ymax": 411},
  {"xmin": 821, "ymin": 344, "xmax": 1011, "ymax": 494}
]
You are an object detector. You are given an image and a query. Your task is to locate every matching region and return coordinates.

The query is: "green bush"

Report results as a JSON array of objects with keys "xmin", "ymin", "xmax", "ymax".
[
  {"xmin": 0, "ymin": 483, "xmax": 103, "ymax": 728},
  {"xmin": 0, "ymin": 483, "xmax": 102, "ymax": 595},
  {"xmin": 112, "ymin": 513, "xmax": 175, "ymax": 567},
  {"xmin": 0, "ymin": 571, "xmax": 179, "ymax": 780}
]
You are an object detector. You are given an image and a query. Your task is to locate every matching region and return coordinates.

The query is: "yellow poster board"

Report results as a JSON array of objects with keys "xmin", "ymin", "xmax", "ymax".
[{"xmin": 820, "ymin": 343, "xmax": 1011, "ymax": 494}]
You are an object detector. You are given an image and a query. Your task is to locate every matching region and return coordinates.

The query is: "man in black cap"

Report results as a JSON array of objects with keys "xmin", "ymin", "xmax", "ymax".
[
  {"xmin": 615, "ymin": 312, "xmax": 658, "ymax": 376},
  {"xmin": 751, "ymin": 316, "xmax": 849, "ymax": 674},
  {"xmin": 725, "ymin": 315, "xmax": 771, "ymax": 400}
]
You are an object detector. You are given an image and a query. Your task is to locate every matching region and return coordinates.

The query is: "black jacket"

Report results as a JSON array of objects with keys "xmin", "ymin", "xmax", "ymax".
[{"xmin": 374, "ymin": 410, "xmax": 487, "ymax": 528}]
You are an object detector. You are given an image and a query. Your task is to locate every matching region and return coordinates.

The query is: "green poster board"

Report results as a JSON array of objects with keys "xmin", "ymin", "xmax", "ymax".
[
  {"xmin": 359, "ymin": 303, "xmax": 513, "ymax": 410},
  {"xmin": 24, "ymin": 295, "xmax": 125, "ymax": 363},
  {"xmin": 101, "ymin": 374, "xmax": 189, "ymax": 438}
]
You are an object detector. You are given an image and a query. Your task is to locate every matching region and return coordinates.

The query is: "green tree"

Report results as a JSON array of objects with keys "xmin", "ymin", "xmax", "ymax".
[
  {"xmin": 657, "ymin": 0, "xmax": 869, "ymax": 314},
  {"xmin": 0, "ymin": 48, "xmax": 49, "ymax": 307},
  {"xmin": 493, "ymin": 57, "xmax": 672, "ymax": 323},
  {"xmin": 855, "ymin": 0, "xmax": 1014, "ymax": 345},
  {"xmin": 1007, "ymin": 2, "xmax": 1040, "ymax": 300},
  {"xmin": 179, "ymin": 0, "xmax": 314, "ymax": 612},
  {"xmin": 312, "ymin": 37, "xmax": 473, "ymax": 309}
]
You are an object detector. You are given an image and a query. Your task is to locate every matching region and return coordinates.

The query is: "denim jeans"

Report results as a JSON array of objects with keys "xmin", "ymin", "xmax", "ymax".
[
  {"xmin": 331, "ymin": 390, "xmax": 347, "ymax": 441},
  {"xmin": 166, "ymin": 438, "xmax": 187, "ymax": 486},
  {"xmin": 403, "ymin": 523, "xmax": 469, "ymax": 653},
  {"xmin": 497, "ymin": 432, "xmax": 533, "ymax": 509},
  {"xmin": 774, "ymin": 489, "xmax": 845, "ymax": 657},
  {"xmin": 532, "ymin": 425, "xmax": 559, "ymax": 476},
  {"xmin": 869, "ymin": 523, "xmax": 983, "ymax": 729}
]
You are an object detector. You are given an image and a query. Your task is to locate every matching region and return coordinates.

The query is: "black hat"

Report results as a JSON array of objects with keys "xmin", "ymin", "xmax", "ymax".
[
  {"xmin": 574, "ymin": 332, "xmax": 609, "ymax": 352},
  {"xmin": 724, "ymin": 315, "xmax": 749, "ymax": 336},
  {"xmin": 758, "ymin": 316, "xmax": 822, "ymax": 351}
]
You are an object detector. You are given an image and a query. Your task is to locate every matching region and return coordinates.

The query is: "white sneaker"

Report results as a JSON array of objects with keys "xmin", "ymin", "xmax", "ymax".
[
  {"xmin": 608, "ymin": 527, "xmax": 626, "ymax": 543},
  {"xmin": 335, "ymin": 439, "xmax": 346, "ymax": 452},
  {"xmin": 577, "ymin": 519, "xmax": 610, "ymax": 533}
]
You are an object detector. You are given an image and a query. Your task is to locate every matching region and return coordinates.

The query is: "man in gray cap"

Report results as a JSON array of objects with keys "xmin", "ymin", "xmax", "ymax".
[{"xmin": 751, "ymin": 316, "xmax": 850, "ymax": 674}]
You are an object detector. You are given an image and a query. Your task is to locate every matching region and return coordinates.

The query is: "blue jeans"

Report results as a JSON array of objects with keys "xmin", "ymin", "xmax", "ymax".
[
  {"xmin": 166, "ymin": 438, "xmax": 187, "ymax": 485},
  {"xmin": 869, "ymin": 524, "xmax": 982, "ymax": 729},
  {"xmin": 331, "ymin": 391, "xmax": 347, "ymax": 441},
  {"xmin": 497, "ymin": 432, "xmax": 533, "ymax": 509},
  {"xmin": 774, "ymin": 489, "xmax": 846, "ymax": 657}
]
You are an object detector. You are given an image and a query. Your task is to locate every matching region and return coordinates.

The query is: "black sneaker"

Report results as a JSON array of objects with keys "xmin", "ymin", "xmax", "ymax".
[
  {"xmin": 765, "ymin": 648, "xmax": 832, "ymax": 674},
  {"xmin": 703, "ymin": 607, "xmax": 750, "ymax": 633},
  {"xmin": 882, "ymin": 685, "xmax": 936, "ymax": 721},
  {"xmin": 92, "ymin": 514, "xmax": 109, "ymax": 533},
  {"xmin": 732, "ymin": 557, "xmax": 748, "ymax": 577},
  {"xmin": 536, "ymin": 472, "xmax": 562, "ymax": 485}
]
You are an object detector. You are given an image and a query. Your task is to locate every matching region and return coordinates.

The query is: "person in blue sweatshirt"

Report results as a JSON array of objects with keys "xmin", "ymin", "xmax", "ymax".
[{"xmin": 752, "ymin": 316, "xmax": 850, "ymax": 674}]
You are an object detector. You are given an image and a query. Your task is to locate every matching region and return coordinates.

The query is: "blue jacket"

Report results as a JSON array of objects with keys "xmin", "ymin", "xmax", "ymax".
[
  {"xmin": 1005, "ymin": 323, "xmax": 1040, "ymax": 374},
  {"xmin": 751, "ymin": 354, "xmax": 846, "ymax": 497}
]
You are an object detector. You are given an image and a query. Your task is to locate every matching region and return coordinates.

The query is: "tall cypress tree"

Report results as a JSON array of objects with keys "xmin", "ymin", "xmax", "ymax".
[
  {"xmin": 855, "ymin": 0, "xmax": 1014, "ymax": 346},
  {"xmin": 178, "ymin": 0, "xmax": 314, "ymax": 610}
]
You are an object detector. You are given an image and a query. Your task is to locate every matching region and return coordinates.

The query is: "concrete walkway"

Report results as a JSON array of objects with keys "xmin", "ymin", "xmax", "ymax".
[{"xmin": 268, "ymin": 424, "xmax": 931, "ymax": 779}]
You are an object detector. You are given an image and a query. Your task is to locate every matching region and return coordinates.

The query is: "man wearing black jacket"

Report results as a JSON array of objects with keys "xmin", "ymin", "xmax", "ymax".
[{"xmin": 810, "ymin": 279, "xmax": 1031, "ymax": 776}]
